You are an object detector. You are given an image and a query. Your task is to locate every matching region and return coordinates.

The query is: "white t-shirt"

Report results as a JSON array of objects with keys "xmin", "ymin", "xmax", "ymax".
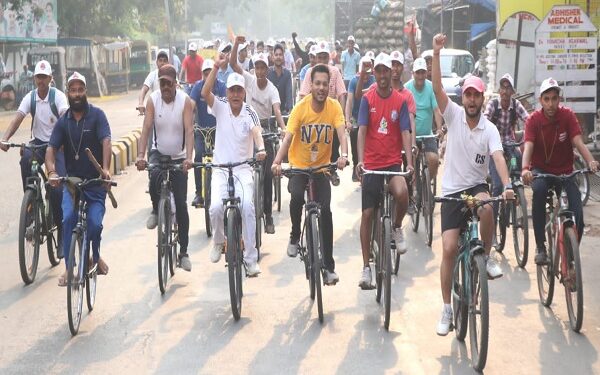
[
  {"xmin": 209, "ymin": 97, "xmax": 260, "ymax": 171},
  {"xmin": 143, "ymin": 69, "xmax": 160, "ymax": 94},
  {"xmin": 242, "ymin": 70, "xmax": 280, "ymax": 120},
  {"xmin": 441, "ymin": 101, "xmax": 503, "ymax": 196},
  {"xmin": 150, "ymin": 90, "xmax": 188, "ymax": 159},
  {"xmin": 18, "ymin": 88, "xmax": 68, "ymax": 142}
]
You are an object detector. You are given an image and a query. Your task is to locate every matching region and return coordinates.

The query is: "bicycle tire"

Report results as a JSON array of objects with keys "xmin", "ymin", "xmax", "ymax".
[
  {"xmin": 310, "ymin": 213, "xmax": 324, "ymax": 323},
  {"xmin": 375, "ymin": 217, "xmax": 383, "ymax": 303},
  {"xmin": 44, "ymin": 195, "xmax": 60, "ymax": 267},
  {"xmin": 512, "ymin": 186, "xmax": 529, "ymax": 268},
  {"xmin": 18, "ymin": 189, "xmax": 41, "ymax": 285},
  {"xmin": 423, "ymin": 167, "xmax": 434, "ymax": 247},
  {"xmin": 573, "ymin": 158, "xmax": 590, "ymax": 206},
  {"xmin": 204, "ymin": 166, "xmax": 212, "ymax": 237},
  {"xmin": 410, "ymin": 167, "xmax": 421, "ymax": 233},
  {"xmin": 382, "ymin": 216, "xmax": 392, "ymax": 330},
  {"xmin": 496, "ymin": 200, "xmax": 507, "ymax": 252},
  {"xmin": 453, "ymin": 252, "xmax": 468, "ymax": 341},
  {"xmin": 563, "ymin": 227, "xmax": 584, "ymax": 332},
  {"xmin": 307, "ymin": 222, "xmax": 316, "ymax": 300},
  {"xmin": 537, "ymin": 212, "xmax": 555, "ymax": 306},
  {"xmin": 469, "ymin": 254, "xmax": 489, "ymax": 372},
  {"xmin": 157, "ymin": 197, "xmax": 169, "ymax": 294},
  {"xmin": 254, "ymin": 167, "xmax": 263, "ymax": 257},
  {"xmin": 67, "ymin": 229, "xmax": 84, "ymax": 336},
  {"xmin": 227, "ymin": 209, "xmax": 243, "ymax": 321},
  {"xmin": 169, "ymin": 220, "xmax": 178, "ymax": 277},
  {"xmin": 86, "ymin": 247, "xmax": 97, "ymax": 312}
]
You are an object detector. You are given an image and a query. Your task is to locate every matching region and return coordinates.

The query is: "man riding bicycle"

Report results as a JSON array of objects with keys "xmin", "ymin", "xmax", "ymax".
[
  {"xmin": 431, "ymin": 34, "xmax": 514, "ymax": 336},
  {"xmin": 268, "ymin": 43, "xmax": 294, "ymax": 114},
  {"xmin": 1, "ymin": 60, "xmax": 68, "ymax": 256},
  {"xmin": 521, "ymin": 78, "xmax": 599, "ymax": 265},
  {"xmin": 202, "ymin": 55, "xmax": 266, "ymax": 277},
  {"xmin": 136, "ymin": 64, "xmax": 194, "ymax": 272},
  {"xmin": 272, "ymin": 64, "xmax": 348, "ymax": 286},
  {"xmin": 356, "ymin": 53, "xmax": 414, "ymax": 288},
  {"xmin": 179, "ymin": 43, "xmax": 204, "ymax": 94}
]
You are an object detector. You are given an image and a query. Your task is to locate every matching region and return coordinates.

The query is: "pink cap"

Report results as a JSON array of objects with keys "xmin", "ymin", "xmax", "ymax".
[{"xmin": 462, "ymin": 76, "xmax": 485, "ymax": 93}]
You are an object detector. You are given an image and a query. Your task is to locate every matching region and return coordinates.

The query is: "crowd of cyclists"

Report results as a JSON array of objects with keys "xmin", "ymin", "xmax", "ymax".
[{"xmin": 2, "ymin": 25, "xmax": 600, "ymax": 365}]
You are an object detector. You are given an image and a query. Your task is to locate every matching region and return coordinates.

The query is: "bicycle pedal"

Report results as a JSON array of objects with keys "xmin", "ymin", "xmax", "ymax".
[{"xmin": 360, "ymin": 284, "xmax": 376, "ymax": 290}]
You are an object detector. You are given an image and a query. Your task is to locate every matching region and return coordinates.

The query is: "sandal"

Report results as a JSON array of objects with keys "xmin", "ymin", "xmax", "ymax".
[
  {"xmin": 97, "ymin": 258, "xmax": 109, "ymax": 275},
  {"xmin": 58, "ymin": 273, "xmax": 68, "ymax": 287}
]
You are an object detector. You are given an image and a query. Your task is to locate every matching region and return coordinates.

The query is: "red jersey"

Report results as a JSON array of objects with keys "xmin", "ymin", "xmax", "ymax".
[
  {"xmin": 524, "ymin": 106, "xmax": 581, "ymax": 175},
  {"xmin": 358, "ymin": 88, "xmax": 411, "ymax": 169},
  {"xmin": 397, "ymin": 87, "xmax": 416, "ymax": 115},
  {"xmin": 182, "ymin": 55, "xmax": 204, "ymax": 84}
]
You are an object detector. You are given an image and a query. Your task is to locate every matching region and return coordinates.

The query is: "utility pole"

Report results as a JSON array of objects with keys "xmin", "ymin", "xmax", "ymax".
[{"xmin": 164, "ymin": 0, "xmax": 173, "ymax": 62}]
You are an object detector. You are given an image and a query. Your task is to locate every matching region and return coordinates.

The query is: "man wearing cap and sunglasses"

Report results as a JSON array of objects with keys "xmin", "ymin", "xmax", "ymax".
[
  {"xmin": 1, "ymin": 60, "xmax": 69, "ymax": 257},
  {"xmin": 431, "ymin": 34, "xmax": 514, "ymax": 336},
  {"xmin": 46, "ymin": 72, "xmax": 112, "ymax": 286},
  {"xmin": 136, "ymin": 64, "xmax": 195, "ymax": 272},
  {"xmin": 137, "ymin": 49, "xmax": 169, "ymax": 115},
  {"xmin": 179, "ymin": 42, "xmax": 204, "ymax": 94},
  {"xmin": 201, "ymin": 54, "xmax": 267, "ymax": 277},
  {"xmin": 521, "ymin": 78, "xmax": 600, "ymax": 265}
]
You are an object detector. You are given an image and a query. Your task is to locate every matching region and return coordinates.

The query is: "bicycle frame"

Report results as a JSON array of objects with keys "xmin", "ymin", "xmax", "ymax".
[{"xmin": 544, "ymin": 181, "xmax": 576, "ymax": 281}]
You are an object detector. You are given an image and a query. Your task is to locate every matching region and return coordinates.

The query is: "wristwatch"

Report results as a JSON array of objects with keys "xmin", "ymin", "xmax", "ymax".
[{"xmin": 503, "ymin": 183, "xmax": 513, "ymax": 191}]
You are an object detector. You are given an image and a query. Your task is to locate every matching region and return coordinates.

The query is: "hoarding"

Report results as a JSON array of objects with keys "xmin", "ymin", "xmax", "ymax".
[{"xmin": 0, "ymin": 0, "xmax": 58, "ymax": 43}]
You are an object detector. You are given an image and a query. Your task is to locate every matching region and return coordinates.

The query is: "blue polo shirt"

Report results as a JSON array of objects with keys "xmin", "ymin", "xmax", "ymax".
[
  {"xmin": 347, "ymin": 74, "xmax": 376, "ymax": 120},
  {"xmin": 216, "ymin": 65, "xmax": 234, "ymax": 83},
  {"xmin": 299, "ymin": 64, "xmax": 311, "ymax": 82},
  {"xmin": 190, "ymin": 79, "xmax": 227, "ymax": 127},
  {"xmin": 49, "ymin": 104, "xmax": 111, "ymax": 180},
  {"xmin": 341, "ymin": 49, "xmax": 361, "ymax": 81}
]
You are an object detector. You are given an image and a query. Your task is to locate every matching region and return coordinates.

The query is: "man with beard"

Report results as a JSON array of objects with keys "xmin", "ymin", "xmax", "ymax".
[
  {"xmin": 267, "ymin": 43, "xmax": 293, "ymax": 114},
  {"xmin": 431, "ymin": 34, "xmax": 513, "ymax": 336},
  {"xmin": 231, "ymin": 36, "xmax": 286, "ymax": 234},
  {"xmin": 46, "ymin": 72, "xmax": 112, "ymax": 286},
  {"xmin": 355, "ymin": 53, "xmax": 414, "ymax": 288},
  {"xmin": 271, "ymin": 64, "xmax": 348, "ymax": 286},
  {"xmin": 201, "ymin": 55, "xmax": 266, "ymax": 277}
]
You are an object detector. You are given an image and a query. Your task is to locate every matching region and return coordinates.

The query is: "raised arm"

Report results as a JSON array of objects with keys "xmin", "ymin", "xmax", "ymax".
[
  {"xmin": 432, "ymin": 34, "xmax": 449, "ymax": 114},
  {"xmin": 230, "ymin": 36, "xmax": 245, "ymax": 75},
  {"xmin": 201, "ymin": 55, "xmax": 224, "ymax": 108}
]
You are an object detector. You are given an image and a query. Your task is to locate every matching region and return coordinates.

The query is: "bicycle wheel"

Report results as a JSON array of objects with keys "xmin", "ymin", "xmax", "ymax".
[
  {"xmin": 537, "ymin": 213, "xmax": 555, "ymax": 306},
  {"xmin": 157, "ymin": 197, "xmax": 170, "ymax": 294},
  {"xmin": 423, "ymin": 167, "xmax": 434, "ymax": 247},
  {"xmin": 563, "ymin": 227, "xmax": 584, "ymax": 332},
  {"xmin": 375, "ymin": 217, "xmax": 383, "ymax": 303},
  {"xmin": 169, "ymin": 221, "xmax": 178, "ymax": 276},
  {"xmin": 410, "ymin": 167, "xmax": 421, "ymax": 232},
  {"xmin": 382, "ymin": 216, "xmax": 392, "ymax": 330},
  {"xmin": 574, "ymin": 158, "xmax": 590, "ymax": 206},
  {"xmin": 227, "ymin": 209, "xmax": 243, "ymax": 321},
  {"xmin": 44, "ymin": 195, "xmax": 60, "ymax": 267},
  {"xmin": 309, "ymin": 213, "xmax": 324, "ymax": 323},
  {"xmin": 18, "ymin": 189, "xmax": 41, "ymax": 285},
  {"xmin": 306, "ymin": 221, "xmax": 316, "ymax": 299},
  {"xmin": 512, "ymin": 186, "xmax": 529, "ymax": 268},
  {"xmin": 495, "ymin": 200, "xmax": 507, "ymax": 252},
  {"xmin": 254, "ymin": 167, "xmax": 263, "ymax": 257},
  {"xmin": 453, "ymin": 252, "xmax": 468, "ymax": 341},
  {"xmin": 275, "ymin": 175, "xmax": 282, "ymax": 212},
  {"xmin": 469, "ymin": 254, "xmax": 489, "ymax": 372},
  {"xmin": 86, "ymin": 246, "xmax": 97, "ymax": 312},
  {"xmin": 67, "ymin": 229, "xmax": 84, "ymax": 336},
  {"xmin": 204, "ymin": 166, "xmax": 212, "ymax": 237}
]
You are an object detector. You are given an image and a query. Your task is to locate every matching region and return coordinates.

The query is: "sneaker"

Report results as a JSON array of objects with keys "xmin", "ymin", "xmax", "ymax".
[
  {"xmin": 535, "ymin": 247, "xmax": 549, "ymax": 266},
  {"xmin": 407, "ymin": 200, "xmax": 415, "ymax": 215},
  {"xmin": 246, "ymin": 261, "xmax": 261, "ymax": 277},
  {"xmin": 287, "ymin": 239, "xmax": 299, "ymax": 257},
  {"xmin": 329, "ymin": 171, "xmax": 340, "ymax": 186},
  {"xmin": 486, "ymin": 256, "xmax": 503, "ymax": 280},
  {"xmin": 265, "ymin": 214, "xmax": 275, "ymax": 234},
  {"xmin": 210, "ymin": 243, "xmax": 224, "ymax": 263},
  {"xmin": 359, "ymin": 266, "xmax": 372, "ymax": 289},
  {"xmin": 352, "ymin": 168, "xmax": 359, "ymax": 182},
  {"xmin": 146, "ymin": 212, "xmax": 158, "ymax": 230},
  {"xmin": 436, "ymin": 305, "xmax": 454, "ymax": 336},
  {"xmin": 324, "ymin": 270, "xmax": 339, "ymax": 285},
  {"xmin": 179, "ymin": 253, "xmax": 192, "ymax": 272},
  {"xmin": 393, "ymin": 227, "xmax": 407, "ymax": 254},
  {"xmin": 192, "ymin": 195, "xmax": 204, "ymax": 208}
]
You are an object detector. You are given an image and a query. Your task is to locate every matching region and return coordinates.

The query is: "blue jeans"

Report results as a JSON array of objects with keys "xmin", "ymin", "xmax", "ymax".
[
  {"xmin": 531, "ymin": 171, "xmax": 583, "ymax": 249},
  {"xmin": 489, "ymin": 148, "xmax": 521, "ymax": 221},
  {"xmin": 62, "ymin": 184, "xmax": 107, "ymax": 268}
]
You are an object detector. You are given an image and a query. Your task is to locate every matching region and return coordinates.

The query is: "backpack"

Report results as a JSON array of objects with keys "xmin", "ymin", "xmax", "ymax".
[
  {"xmin": 489, "ymin": 97, "xmax": 517, "ymax": 128},
  {"xmin": 30, "ymin": 88, "xmax": 60, "ymax": 130}
]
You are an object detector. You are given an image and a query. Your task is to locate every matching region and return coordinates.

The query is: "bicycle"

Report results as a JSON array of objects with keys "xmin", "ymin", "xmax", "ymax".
[
  {"xmin": 195, "ymin": 158, "xmax": 258, "ymax": 321},
  {"xmin": 263, "ymin": 116, "xmax": 287, "ymax": 213},
  {"xmin": 494, "ymin": 141, "xmax": 529, "ymax": 268},
  {"xmin": 51, "ymin": 176, "xmax": 117, "ymax": 336},
  {"xmin": 282, "ymin": 163, "xmax": 338, "ymax": 323},
  {"xmin": 2, "ymin": 141, "xmax": 61, "ymax": 284},
  {"xmin": 146, "ymin": 156, "xmax": 182, "ymax": 295},
  {"xmin": 252, "ymin": 157, "xmax": 264, "ymax": 259},
  {"xmin": 535, "ymin": 169, "xmax": 591, "ymax": 332},
  {"xmin": 573, "ymin": 152, "xmax": 590, "ymax": 206},
  {"xmin": 434, "ymin": 194, "xmax": 507, "ymax": 372},
  {"xmin": 411, "ymin": 134, "xmax": 438, "ymax": 248},
  {"xmin": 193, "ymin": 125, "xmax": 216, "ymax": 237},
  {"xmin": 362, "ymin": 167, "xmax": 412, "ymax": 330}
]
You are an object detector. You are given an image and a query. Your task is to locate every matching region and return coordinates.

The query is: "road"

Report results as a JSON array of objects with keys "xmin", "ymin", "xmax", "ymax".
[{"xmin": 1, "ymin": 93, "xmax": 600, "ymax": 374}]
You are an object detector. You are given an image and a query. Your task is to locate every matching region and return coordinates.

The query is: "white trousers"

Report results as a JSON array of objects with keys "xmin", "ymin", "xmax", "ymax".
[{"xmin": 209, "ymin": 168, "xmax": 257, "ymax": 263}]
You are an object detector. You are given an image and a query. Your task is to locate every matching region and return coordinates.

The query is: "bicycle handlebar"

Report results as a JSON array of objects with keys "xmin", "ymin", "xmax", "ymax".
[
  {"xmin": 193, "ymin": 158, "xmax": 258, "ymax": 170},
  {"xmin": 281, "ymin": 163, "xmax": 338, "ymax": 178},
  {"xmin": 502, "ymin": 141, "xmax": 524, "ymax": 148},
  {"xmin": 416, "ymin": 134, "xmax": 439, "ymax": 140},
  {"xmin": 533, "ymin": 168, "xmax": 590, "ymax": 180},
  {"xmin": 49, "ymin": 176, "xmax": 117, "ymax": 188},
  {"xmin": 146, "ymin": 163, "xmax": 184, "ymax": 171},
  {"xmin": 434, "ymin": 194, "xmax": 508, "ymax": 207},
  {"xmin": 361, "ymin": 168, "xmax": 413, "ymax": 177},
  {"xmin": 1, "ymin": 141, "xmax": 48, "ymax": 150}
]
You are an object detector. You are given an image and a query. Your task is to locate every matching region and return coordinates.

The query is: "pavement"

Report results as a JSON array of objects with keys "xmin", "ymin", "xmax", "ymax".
[{"xmin": 1, "ymin": 93, "xmax": 600, "ymax": 374}]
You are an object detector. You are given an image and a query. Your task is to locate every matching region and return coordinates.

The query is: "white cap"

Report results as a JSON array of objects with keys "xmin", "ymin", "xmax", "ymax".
[
  {"xmin": 218, "ymin": 42, "xmax": 232, "ymax": 54},
  {"xmin": 354, "ymin": 43, "xmax": 360, "ymax": 50},
  {"xmin": 308, "ymin": 45, "xmax": 318, "ymax": 57},
  {"xmin": 359, "ymin": 56, "xmax": 372, "ymax": 72},
  {"xmin": 34, "ymin": 60, "xmax": 52, "ymax": 76},
  {"xmin": 390, "ymin": 50, "xmax": 404, "ymax": 65},
  {"xmin": 412, "ymin": 57, "xmax": 427, "ymax": 72},
  {"xmin": 266, "ymin": 39, "xmax": 275, "ymax": 47},
  {"xmin": 226, "ymin": 72, "xmax": 245, "ymax": 89},
  {"xmin": 238, "ymin": 42, "xmax": 248, "ymax": 51},
  {"xmin": 347, "ymin": 35, "xmax": 355, "ymax": 42},
  {"xmin": 202, "ymin": 59, "xmax": 215, "ymax": 71},
  {"xmin": 374, "ymin": 53, "xmax": 392, "ymax": 69},
  {"xmin": 540, "ymin": 77, "xmax": 560, "ymax": 96},
  {"xmin": 365, "ymin": 50, "xmax": 375, "ymax": 61},
  {"xmin": 315, "ymin": 41, "xmax": 330, "ymax": 55},
  {"xmin": 67, "ymin": 71, "xmax": 86, "ymax": 87},
  {"xmin": 499, "ymin": 73, "xmax": 514, "ymax": 89},
  {"xmin": 252, "ymin": 52, "xmax": 269, "ymax": 67},
  {"xmin": 188, "ymin": 42, "xmax": 198, "ymax": 51}
]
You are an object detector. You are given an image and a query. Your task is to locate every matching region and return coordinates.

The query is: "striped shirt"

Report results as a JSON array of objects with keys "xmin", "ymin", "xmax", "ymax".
[{"xmin": 483, "ymin": 98, "xmax": 529, "ymax": 141}]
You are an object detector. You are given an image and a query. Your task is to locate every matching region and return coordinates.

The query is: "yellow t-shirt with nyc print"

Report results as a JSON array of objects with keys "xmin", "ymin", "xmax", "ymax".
[{"xmin": 286, "ymin": 95, "xmax": 345, "ymax": 168}]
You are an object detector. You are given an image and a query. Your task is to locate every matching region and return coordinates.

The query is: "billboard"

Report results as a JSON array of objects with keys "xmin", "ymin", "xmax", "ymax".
[{"xmin": 0, "ymin": 0, "xmax": 58, "ymax": 43}]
